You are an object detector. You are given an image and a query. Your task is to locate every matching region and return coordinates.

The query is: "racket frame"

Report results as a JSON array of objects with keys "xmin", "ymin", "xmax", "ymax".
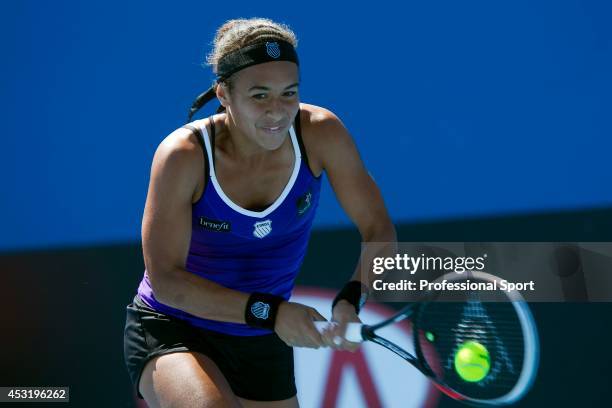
[{"xmin": 347, "ymin": 271, "xmax": 540, "ymax": 406}]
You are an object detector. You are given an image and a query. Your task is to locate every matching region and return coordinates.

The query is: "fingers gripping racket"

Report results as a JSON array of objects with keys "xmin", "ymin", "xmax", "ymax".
[{"xmin": 316, "ymin": 271, "xmax": 539, "ymax": 406}]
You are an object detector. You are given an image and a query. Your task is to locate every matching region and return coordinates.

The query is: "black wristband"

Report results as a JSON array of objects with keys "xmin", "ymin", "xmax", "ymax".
[
  {"xmin": 245, "ymin": 292, "xmax": 285, "ymax": 330},
  {"xmin": 332, "ymin": 281, "xmax": 368, "ymax": 315}
]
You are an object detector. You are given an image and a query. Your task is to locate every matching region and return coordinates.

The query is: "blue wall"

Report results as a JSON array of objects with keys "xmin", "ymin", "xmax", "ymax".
[{"xmin": 2, "ymin": 0, "xmax": 611, "ymax": 251}]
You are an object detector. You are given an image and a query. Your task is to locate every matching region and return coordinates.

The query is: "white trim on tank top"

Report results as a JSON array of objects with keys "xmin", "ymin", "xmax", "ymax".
[{"xmin": 196, "ymin": 119, "xmax": 302, "ymax": 218}]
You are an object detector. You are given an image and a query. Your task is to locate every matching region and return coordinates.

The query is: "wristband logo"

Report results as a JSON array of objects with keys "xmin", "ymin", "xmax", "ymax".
[
  {"xmin": 251, "ymin": 301, "xmax": 271, "ymax": 320},
  {"xmin": 266, "ymin": 42, "xmax": 281, "ymax": 58}
]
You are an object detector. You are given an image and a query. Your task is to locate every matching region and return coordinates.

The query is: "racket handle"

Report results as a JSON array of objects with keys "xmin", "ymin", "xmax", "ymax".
[{"xmin": 313, "ymin": 321, "xmax": 364, "ymax": 343}]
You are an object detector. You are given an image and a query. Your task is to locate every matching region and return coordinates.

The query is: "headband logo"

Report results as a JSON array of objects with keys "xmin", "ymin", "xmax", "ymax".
[{"xmin": 266, "ymin": 42, "xmax": 281, "ymax": 59}]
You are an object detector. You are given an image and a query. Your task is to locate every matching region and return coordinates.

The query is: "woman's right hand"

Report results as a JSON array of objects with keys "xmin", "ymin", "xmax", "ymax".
[{"xmin": 274, "ymin": 301, "xmax": 327, "ymax": 349}]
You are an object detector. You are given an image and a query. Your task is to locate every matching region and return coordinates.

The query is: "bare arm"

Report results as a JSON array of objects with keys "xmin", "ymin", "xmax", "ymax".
[
  {"xmin": 302, "ymin": 107, "xmax": 398, "ymax": 350},
  {"xmin": 141, "ymin": 127, "xmax": 249, "ymax": 323},
  {"xmin": 311, "ymin": 108, "xmax": 397, "ymax": 290}
]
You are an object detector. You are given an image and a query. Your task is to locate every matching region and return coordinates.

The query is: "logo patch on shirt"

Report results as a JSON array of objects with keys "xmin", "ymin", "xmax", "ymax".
[
  {"xmin": 199, "ymin": 217, "xmax": 231, "ymax": 232},
  {"xmin": 297, "ymin": 190, "xmax": 312, "ymax": 216},
  {"xmin": 250, "ymin": 301, "xmax": 270, "ymax": 319},
  {"xmin": 253, "ymin": 219, "xmax": 272, "ymax": 238}
]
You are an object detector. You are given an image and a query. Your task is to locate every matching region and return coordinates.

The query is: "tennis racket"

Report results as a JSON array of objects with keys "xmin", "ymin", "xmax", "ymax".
[{"xmin": 315, "ymin": 271, "xmax": 539, "ymax": 406}]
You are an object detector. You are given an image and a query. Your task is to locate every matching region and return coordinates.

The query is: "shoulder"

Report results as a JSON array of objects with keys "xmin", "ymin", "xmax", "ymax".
[
  {"xmin": 299, "ymin": 103, "xmax": 347, "ymax": 137},
  {"xmin": 150, "ymin": 123, "xmax": 206, "ymax": 195},
  {"xmin": 298, "ymin": 103, "xmax": 357, "ymax": 173},
  {"xmin": 154, "ymin": 123, "xmax": 205, "ymax": 168}
]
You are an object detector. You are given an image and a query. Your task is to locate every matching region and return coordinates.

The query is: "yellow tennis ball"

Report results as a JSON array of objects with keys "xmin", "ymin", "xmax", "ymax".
[{"xmin": 454, "ymin": 341, "xmax": 490, "ymax": 382}]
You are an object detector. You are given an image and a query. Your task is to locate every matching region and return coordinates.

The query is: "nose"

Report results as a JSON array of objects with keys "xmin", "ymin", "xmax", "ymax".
[{"xmin": 265, "ymin": 98, "xmax": 284, "ymax": 121}]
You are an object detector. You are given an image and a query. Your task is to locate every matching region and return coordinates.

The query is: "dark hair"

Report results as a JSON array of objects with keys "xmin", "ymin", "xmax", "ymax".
[{"xmin": 187, "ymin": 18, "xmax": 298, "ymax": 122}]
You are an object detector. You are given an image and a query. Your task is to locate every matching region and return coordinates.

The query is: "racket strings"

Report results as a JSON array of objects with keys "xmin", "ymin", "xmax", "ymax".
[
  {"xmin": 445, "ymin": 299, "xmax": 515, "ymax": 385},
  {"xmin": 416, "ymin": 300, "xmax": 526, "ymax": 398}
]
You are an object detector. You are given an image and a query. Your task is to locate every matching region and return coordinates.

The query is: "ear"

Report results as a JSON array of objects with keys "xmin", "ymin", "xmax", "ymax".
[{"xmin": 216, "ymin": 83, "xmax": 230, "ymax": 107}]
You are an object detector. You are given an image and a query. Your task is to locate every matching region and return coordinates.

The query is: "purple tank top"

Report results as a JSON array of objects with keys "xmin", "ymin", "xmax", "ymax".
[{"xmin": 137, "ymin": 112, "xmax": 321, "ymax": 335}]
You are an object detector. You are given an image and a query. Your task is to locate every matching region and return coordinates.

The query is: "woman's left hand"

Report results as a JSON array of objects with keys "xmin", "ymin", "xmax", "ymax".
[{"xmin": 321, "ymin": 300, "xmax": 362, "ymax": 352}]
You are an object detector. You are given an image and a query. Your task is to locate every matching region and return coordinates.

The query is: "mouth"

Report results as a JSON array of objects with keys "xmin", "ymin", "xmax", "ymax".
[{"xmin": 259, "ymin": 124, "xmax": 287, "ymax": 134}]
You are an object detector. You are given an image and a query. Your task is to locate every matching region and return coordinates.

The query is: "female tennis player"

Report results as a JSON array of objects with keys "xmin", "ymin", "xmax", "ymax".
[{"xmin": 123, "ymin": 17, "xmax": 396, "ymax": 408}]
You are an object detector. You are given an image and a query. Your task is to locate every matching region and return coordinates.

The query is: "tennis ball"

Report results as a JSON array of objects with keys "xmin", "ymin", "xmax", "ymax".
[{"xmin": 454, "ymin": 341, "xmax": 490, "ymax": 382}]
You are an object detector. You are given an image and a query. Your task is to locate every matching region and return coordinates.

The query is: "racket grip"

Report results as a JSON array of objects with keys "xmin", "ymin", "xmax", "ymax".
[{"xmin": 313, "ymin": 321, "xmax": 364, "ymax": 343}]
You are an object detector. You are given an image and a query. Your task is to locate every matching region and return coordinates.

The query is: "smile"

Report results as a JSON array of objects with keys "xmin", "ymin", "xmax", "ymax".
[{"xmin": 260, "ymin": 125, "xmax": 285, "ymax": 133}]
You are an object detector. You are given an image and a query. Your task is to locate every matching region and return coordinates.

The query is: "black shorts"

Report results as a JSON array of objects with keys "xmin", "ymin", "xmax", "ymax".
[{"xmin": 123, "ymin": 294, "xmax": 296, "ymax": 401}]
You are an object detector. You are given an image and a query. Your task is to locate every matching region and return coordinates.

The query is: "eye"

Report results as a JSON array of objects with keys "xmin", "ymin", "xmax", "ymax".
[
  {"xmin": 283, "ymin": 91, "xmax": 297, "ymax": 97},
  {"xmin": 252, "ymin": 93, "xmax": 267, "ymax": 100}
]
